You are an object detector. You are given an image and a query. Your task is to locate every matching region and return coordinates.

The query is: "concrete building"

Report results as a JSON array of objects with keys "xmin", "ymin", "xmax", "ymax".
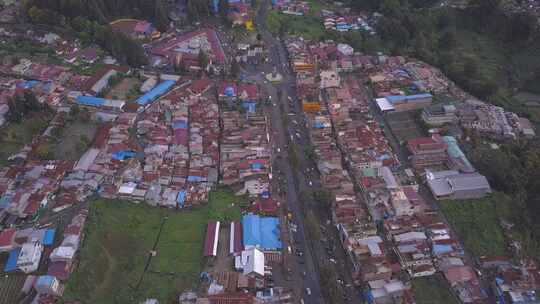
[
  {"xmin": 426, "ymin": 170, "xmax": 491, "ymax": 200},
  {"xmin": 17, "ymin": 241, "xmax": 43, "ymax": 273},
  {"xmin": 407, "ymin": 137, "xmax": 448, "ymax": 170},
  {"xmin": 422, "ymin": 104, "xmax": 457, "ymax": 126},
  {"xmin": 376, "ymin": 93, "xmax": 433, "ymax": 113}
]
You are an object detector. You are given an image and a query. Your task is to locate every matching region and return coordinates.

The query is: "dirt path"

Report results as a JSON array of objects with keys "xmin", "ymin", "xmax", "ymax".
[{"xmin": 94, "ymin": 242, "xmax": 115, "ymax": 297}]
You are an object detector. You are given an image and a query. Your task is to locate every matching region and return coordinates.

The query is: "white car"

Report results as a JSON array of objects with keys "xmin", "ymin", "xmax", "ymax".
[
  {"xmin": 308, "ymin": 181, "xmax": 313, "ymax": 186},
  {"xmin": 306, "ymin": 288, "xmax": 311, "ymax": 296}
]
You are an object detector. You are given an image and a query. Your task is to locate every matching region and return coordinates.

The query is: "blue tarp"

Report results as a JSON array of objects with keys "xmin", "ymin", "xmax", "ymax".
[
  {"xmin": 313, "ymin": 122, "xmax": 325, "ymax": 129},
  {"xmin": 0, "ymin": 193, "xmax": 13, "ymax": 209},
  {"xmin": 136, "ymin": 80, "xmax": 175, "ymax": 106},
  {"xmin": 242, "ymin": 102, "xmax": 257, "ymax": 113},
  {"xmin": 37, "ymin": 275, "xmax": 55, "ymax": 286},
  {"xmin": 224, "ymin": 86, "xmax": 236, "ymax": 97},
  {"xmin": 433, "ymin": 244, "xmax": 453, "ymax": 254},
  {"xmin": 261, "ymin": 191, "xmax": 270, "ymax": 199},
  {"xmin": 242, "ymin": 214, "xmax": 282, "ymax": 250},
  {"xmin": 176, "ymin": 191, "xmax": 186, "ymax": 207},
  {"xmin": 187, "ymin": 176, "xmax": 203, "ymax": 182},
  {"xmin": 172, "ymin": 120, "xmax": 188, "ymax": 129},
  {"xmin": 76, "ymin": 95, "xmax": 106, "ymax": 107},
  {"xmin": 18, "ymin": 80, "xmax": 39, "ymax": 89},
  {"xmin": 251, "ymin": 163, "xmax": 263, "ymax": 170},
  {"xmin": 4, "ymin": 248, "xmax": 20, "ymax": 272},
  {"xmin": 112, "ymin": 150, "xmax": 136, "ymax": 161},
  {"xmin": 42, "ymin": 228, "xmax": 56, "ymax": 246}
]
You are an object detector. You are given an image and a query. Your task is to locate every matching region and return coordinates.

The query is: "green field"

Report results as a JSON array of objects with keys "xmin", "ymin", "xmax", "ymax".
[
  {"xmin": 63, "ymin": 189, "xmax": 243, "ymax": 303},
  {"xmin": 0, "ymin": 113, "xmax": 52, "ymax": 166},
  {"xmin": 267, "ymin": 11, "xmax": 325, "ymax": 40},
  {"xmin": 439, "ymin": 193, "xmax": 513, "ymax": 257},
  {"xmin": 412, "ymin": 276, "xmax": 459, "ymax": 304}
]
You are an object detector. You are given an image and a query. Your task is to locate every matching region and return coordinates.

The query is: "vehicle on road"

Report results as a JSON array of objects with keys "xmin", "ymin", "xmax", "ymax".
[
  {"xmin": 306, "ymin": 288, "xmax": 311, "ymax": 296},
  {"xmin": 308, "ymin": 181, "xmax": 313, "ymax": 186}
]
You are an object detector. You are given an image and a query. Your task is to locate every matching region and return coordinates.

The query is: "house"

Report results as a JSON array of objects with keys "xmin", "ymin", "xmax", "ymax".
[
  {"xmin": 422, "ymin": 104, "xmax": 457, "ymax": 126},
  {"xmin": 406, "ymin": 136, "xmax": 448, "ymax": 170},
  {"xmin": 17, "ymin": 241, "xmax": 43, "ymax": 273},
  {"xmin": 426, "ymin": 170, "xmax": 491, "ymax": 200},
  {"xmin": 35, "ymin": 275, "xmax": 64, "ymax": 296},
  {"xmin": 234, "ymin": 247, "xmax": 265, "ymax": 277},
  {"xmin": 376, "ymin": 93, "xmax": 433, "ymax": 113}
]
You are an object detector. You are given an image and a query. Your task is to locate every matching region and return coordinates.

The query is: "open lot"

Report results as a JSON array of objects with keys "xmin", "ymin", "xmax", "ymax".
[
  {"xmin": 267, "ymin": 11, "xmax": 326, "ymax": 40},
  {"xmin": 0, "ymin": 274, "xmax": 27, "ymax": 304},
  {"xmin": 53, "ymin": 119, "xmax": 98, "ymax": 161},
  {"xmin": 63, "ymin": 188, "xmax": 243, "ymax": 303},
  {"xmin": 0, "ymin": 112, "xmax": 52, "ymax": 166},
  {"xmin": 439, "ymin": 193, "xmax": 512, "ymax": 257},
  {"xmin": 412, "ymin": 275, "xmax": 459, "ymax": 304},
  {"xmin": 384, "ymin": 111, "xmax": 424, "ymax": 144},
  {"xmin": 105, "ymin": 77, "xmax": 141, "ymax": 101}
]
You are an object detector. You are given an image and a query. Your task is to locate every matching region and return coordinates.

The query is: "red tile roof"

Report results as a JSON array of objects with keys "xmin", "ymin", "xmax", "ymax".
[{"xmin": 0, "ymin": 228, "xmax": 16, "ymax": 248}]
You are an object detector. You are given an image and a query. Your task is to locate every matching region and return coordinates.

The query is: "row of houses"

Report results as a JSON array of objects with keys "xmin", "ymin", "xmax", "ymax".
[{"xmin": 286, "ymin": 36, "xmax": 493, "ymax": 303}]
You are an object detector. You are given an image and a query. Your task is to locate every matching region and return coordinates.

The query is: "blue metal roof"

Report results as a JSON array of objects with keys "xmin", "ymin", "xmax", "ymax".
[
  {"xmin": 0, "ymin": 193, "xmax": 13, "ymax": 209},
  {"xmin": 187, "ymin": 176, "xmax": 204, "ymax": 182},
  {"xmin": 136, "ymin": 80, "xmax": 175, "ymax": 105},
  {"xmin": 177, "ymin": 191, "xmax": 186, "ymax": 207},
  {"xmin": 37, "ymin": 275, "xmax": 55, "ymax": 286},
  {"xmin": 242, "ymin": 214, "xmax": 282, "ymax": 250},
  {"xmin": 76, "ymin": 95, "xmax": 106, "ymax": 107},
  {"xmin": 112, "ymin": 150, "xmax": 136, "ymax": 161},
  {"xmin": 4, "ymin": 248, "xmax": 20, "ymax": 272},
  {"xmin": 172, "ymin": 120, "xmax": 188, "ymax": 129},
  {"xmin": 42, "ymin": 228, "xmax": 56, "ymax": 246},
  {"xmin": 386, "ymin": 93, "xmax": 433, "ymax": 104}
]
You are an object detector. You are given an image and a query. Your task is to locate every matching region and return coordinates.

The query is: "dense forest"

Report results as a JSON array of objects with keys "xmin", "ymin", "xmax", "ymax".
[{"xmin": 351, "ymin": 0, "xmax": 540, "ymax": 99}]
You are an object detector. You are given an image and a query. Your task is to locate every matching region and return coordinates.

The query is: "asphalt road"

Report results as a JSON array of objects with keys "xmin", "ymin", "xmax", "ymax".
[{"xmin": 250, "ymin": 1, "xmax": 361, "ymax": 303}]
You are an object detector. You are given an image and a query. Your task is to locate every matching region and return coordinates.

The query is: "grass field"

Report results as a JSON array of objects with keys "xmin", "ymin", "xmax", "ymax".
[
  {"xmin": 439, "ymin": 193, "xmax": 512, "ymax": 257},
  {"xmin": 63, "ymin": 188, "xmax": 243, "ymax": 303},
  {"xmin": 0, "ymin": 113, "xmax": 52, "ymax": 166},
  {"xmin": 267, "ymin": 11, "xmax": 326, "ymax": 40},
  {"xmin": 412, "ymin": 275, "xmax": 459, "ymax": 304}
]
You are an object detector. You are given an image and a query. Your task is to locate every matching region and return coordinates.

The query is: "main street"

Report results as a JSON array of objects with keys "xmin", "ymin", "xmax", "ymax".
[
  {"xmin": 251, "ymin": 1, "xmax": 324, "ymax": 302},
  {"xmin": 250, "ymin": 1, "xmax": 361, "ymax": 303}
]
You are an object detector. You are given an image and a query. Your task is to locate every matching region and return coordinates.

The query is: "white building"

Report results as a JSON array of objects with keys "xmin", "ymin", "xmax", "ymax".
[{"xmin": 17, "ymin": 242, "xmax": 43, "ymax": 273}]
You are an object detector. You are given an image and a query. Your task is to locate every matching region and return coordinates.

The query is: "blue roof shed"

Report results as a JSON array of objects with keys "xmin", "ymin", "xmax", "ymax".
[
  {"xmin": 76, "ymin": 95, "xmax": 106, "ymax": 107},
  {"xmin": 136, "ymin": 80, "xmax": 175, "ymax": 105},
  {"xmin": 42, "ymin": 228, "xmax": 56, "ymax": 246},
  {"xmin": 4, "ymin": 248, "xmax": 21, "ymax": 272},
  {"xmin": 177, "ymin": 191, "xmax": 186, "ymax": 208}
]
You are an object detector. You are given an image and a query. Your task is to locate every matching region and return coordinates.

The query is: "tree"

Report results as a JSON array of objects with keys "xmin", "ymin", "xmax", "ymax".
[
  {"xmin": 438, "ymin": 29, "xmax": 457, "ymax": 50},
  {"xmin": 218, "ymin": 0, "xmax": 229, "ymax": 18},
  {"xmin": 305, "ymin": 211, "xmax": 322, "ymax": 241},
  {"xmin": 230, "ymin": 60, "xmax": 240, "ymax": 77},
  {"xmin": 70, "ymin": 104, "xmax": 80, "ymax": 117},
  {"xmin": 198, "ymin": 50, "xmax": 209, "ymax": 70},
  {"xmin": 464, "ymin": 57, "xmax": 479, "ymax": 77},
  {"xmin": 154, "ymin": 0, "xmax": 169, "ymax": 32},
  {"xmin": 35, "ymin": 144, "xmax": 54, "ymax": 160}
]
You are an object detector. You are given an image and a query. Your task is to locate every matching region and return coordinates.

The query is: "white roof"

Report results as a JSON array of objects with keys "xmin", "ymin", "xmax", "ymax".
[
  {"xmin": 379, "ymin": 166, "xmax": 398, "ymax": 189},
  {"xmin": 384, "ymin": 281, "xmax": 406, "ymax": 293},
  {"xmin": 50, "ymin": 246, "xmax": 76, "ymax": 260},
  {"xmin": 73, "ymin": 148, "xmax": 100, "ymax": 172},
  {"xmin": 240, "ymin": 247, "xmax": 265, "ymax": 276},
  {"xmin": 118, "ymin": 182, "xmax": 137, "ymax": 194},
  {"xmin": 376, "ymin": 98, "xmax": 394, "ymax": 112},
  {"xmin": 394, "ymin": 231, "xmax": 427, "ymax": 243}
]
